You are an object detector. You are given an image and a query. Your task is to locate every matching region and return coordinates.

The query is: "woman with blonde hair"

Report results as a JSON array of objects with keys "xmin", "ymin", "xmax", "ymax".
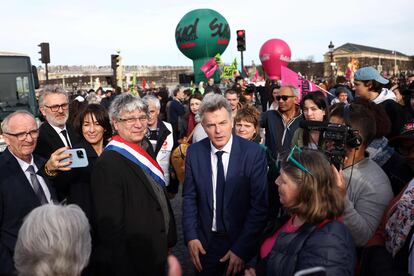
[
  {"xmin": 234, "ymin": 105, "xmax": 261, "ymax": 143},
  {"xmin": 235, "ymin": 105, "xmax": 281, "ymax": 216}
]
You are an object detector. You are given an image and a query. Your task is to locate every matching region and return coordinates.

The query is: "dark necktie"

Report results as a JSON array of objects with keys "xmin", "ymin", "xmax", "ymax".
[
  {"xmin": 61, "ymin": 129, "xmax": 72, "ymax": 148},
  {"xmin": 215, "ymin": 151, "xmax": 226, "ymax": 232},
  {"xmin": 27, "ymin": 165, "xmax": 48, "ymax": 205}
]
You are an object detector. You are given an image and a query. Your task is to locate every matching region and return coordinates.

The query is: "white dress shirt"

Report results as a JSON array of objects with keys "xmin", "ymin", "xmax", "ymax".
[
  {"xmin": 11, "ymin": 152, "xmax": 52, "ymax": 203},
  {"xmin": 210, "ymin": 135, "xmax": 233, "ymax": 231},
  {"xmin": 50, "ymin": 124, "xmax": 72, "ymax": 148}
]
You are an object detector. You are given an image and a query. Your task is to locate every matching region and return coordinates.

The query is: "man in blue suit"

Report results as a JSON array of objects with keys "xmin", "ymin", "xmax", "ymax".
[{"xmin": 182, "ymin": 94, "xmax": 268, "ymax": 275}]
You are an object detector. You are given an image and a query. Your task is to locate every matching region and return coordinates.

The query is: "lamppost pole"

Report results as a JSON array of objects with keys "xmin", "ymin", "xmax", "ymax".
[
  {"xmin": 378, "ymin": 56, "xmax": 383, "ymax": 73},
  {"xmin": 328, "ymin": 41, "xmax": 335, "ymax": 82},
  {"xmin": 393, "ymin": 50, "xmax": 397, "ymax": 76}
]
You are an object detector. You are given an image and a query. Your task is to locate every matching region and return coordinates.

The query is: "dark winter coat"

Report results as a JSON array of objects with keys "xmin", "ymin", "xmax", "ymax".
[{"xmin": 257, "ymin": 218, "xmax": 356, "ymax": 276}]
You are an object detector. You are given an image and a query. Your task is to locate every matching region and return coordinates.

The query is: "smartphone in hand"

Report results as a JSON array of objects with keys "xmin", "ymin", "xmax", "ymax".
[{"xmin": 60, "ymin": 148, "xmax": 88, "ymax": 168}]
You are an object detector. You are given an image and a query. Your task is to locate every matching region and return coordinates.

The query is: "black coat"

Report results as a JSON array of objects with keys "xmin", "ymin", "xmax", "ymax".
[
  {"xmin": 62, "ymin": 140, "xmax": 99, "ymax": 225},
  {"xmin": 380, "ymin": 99, "xmax": 405, "ymax": 139},
  {"xmin": 61, "ymin": 140, "xmax": 100, "ymax": 276},
  {"xmin": 257, "ymin": 217, "xmax": 356, "ymax": 276},
  {"xmin": 260, "ymin": 109, "xmax": 304, "ymax": 157},
  {"xmin": 46, "ymin": 139, "xmax": 103, "ymax": 276},
  {"xmin": 34, "ymin": 121, "xmax": 80, "ymax": 159},
  {"xmin": 0, "ymin": 149, "xmax": 56, "ymax": 275},
  {"xmin": 34, "ymin": 122, "xmax": 80, "ymax": 201},
  {"xmin": 91, "ymin": 150, "xmax": 177, "ymax": 276},
  {"xmin": 153, "ymin": 121, "xmax": 180, "ymax": 194},
  {"xmin": 382, "ymin": 152, "xmax": 414, "ymax": 196},
  {"xmin": 154, "ymin": 121, "xmax": 172, "ymax": 156}
]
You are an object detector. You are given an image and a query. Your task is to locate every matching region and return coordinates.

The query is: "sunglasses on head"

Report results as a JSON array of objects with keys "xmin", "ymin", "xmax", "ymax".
[
  {"xmin": 287, "ymin": 145, "xmax": 313, "ymax": 175},
  {"xmin": 276, "ymin": 95, "xmax": 295, "ymax": 101}
]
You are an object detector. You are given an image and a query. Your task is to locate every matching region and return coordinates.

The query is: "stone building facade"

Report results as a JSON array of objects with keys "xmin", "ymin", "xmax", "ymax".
[
  {"xmin": 324, "ymin": 43, "xmax": 413, "ymax": 78},
  {"xmin": 38, "ymin": 65, "xmax": 193, "ymax": 89}
]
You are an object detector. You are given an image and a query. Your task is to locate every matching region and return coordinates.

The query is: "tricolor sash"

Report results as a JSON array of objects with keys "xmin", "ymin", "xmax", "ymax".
[{"xmin": 105, "ymin": 135, "xmax": 166, "ymax": 187}]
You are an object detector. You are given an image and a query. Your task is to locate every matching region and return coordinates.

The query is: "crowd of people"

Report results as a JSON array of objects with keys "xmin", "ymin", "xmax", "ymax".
[{"xmin": 0, "ymin": 68, "xmax": 413, "ymax": 275}]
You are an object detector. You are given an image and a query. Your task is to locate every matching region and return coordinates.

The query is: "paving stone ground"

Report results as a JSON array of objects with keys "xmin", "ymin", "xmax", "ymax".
[{"xmin": 170, "ymin": 184, "xmax": 195, "ymax": 276}]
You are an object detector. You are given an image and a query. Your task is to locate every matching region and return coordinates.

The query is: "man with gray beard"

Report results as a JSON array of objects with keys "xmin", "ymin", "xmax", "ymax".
[
  {"xmin": 34, "ymin": 86, "xmax": 80, "ymax": 202},
  {"xmin": 35, "ymin": 85, "xmax": 80, "ymax": 159}
]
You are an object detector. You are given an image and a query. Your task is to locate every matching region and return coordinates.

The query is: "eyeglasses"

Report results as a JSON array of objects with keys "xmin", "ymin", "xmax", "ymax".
[
  {"xmin": 4, "ymin": 129, "xmax": 39, "ymax": 141},
  {"xmin": 286, "ymin": 145, "xmax": 312, "ymax": 175},
  {"xmin": 118, "ymin": 116, "xmax": 148, "ymax": 125},
  {"xmin": 276, "ymin": 95, "xmax": 295, "ymax": 101},
  {"xmin": 44, "ymin": 103, "xmax": 69, "ymax": 112}
]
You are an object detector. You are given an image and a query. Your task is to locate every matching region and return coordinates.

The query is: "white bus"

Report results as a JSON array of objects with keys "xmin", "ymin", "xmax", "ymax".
[{"xmin": 0, "ymin": 51, "xmax": 39, "ymax": 151}]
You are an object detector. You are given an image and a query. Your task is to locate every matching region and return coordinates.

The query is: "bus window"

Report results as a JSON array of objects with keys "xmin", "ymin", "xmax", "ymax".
[
  {"xmin": 16, "ymin": 76, "xmax": 30, "ymax": 101},
  {"xmin": 0, "ymin": 74, "xmax": 30, "ymax": 107},
  {"xmin": 0, "ymin": 53, "xmax": 38, "ymax": 152},
  {"xmin": 0, "ymin": 54, "xmax": 38, "ymax": 120}
]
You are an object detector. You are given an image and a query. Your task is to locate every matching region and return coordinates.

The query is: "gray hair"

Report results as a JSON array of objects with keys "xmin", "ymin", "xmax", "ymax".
[
  {"xmin": 14, "ymin": 204, "xmax": 91, "ymax": 276},
  {"xmin": 1, "ymin": 110, "xmax": 35, "ymax": 134},
  {"xmin": 38, "ymin": 85, "xmax": 68, "ymax": 107},
  {"xmin": 86, "ymin": 92, "xmax": 100, "ymax": 104},
  {"xmin": 281, "ymin": 85, "xmax": 299, "ymax": 97},
  {"xmin": 198, "ymin": 93, "xmax": 232, "ymax": 122},
  {"xmin": 142, "ymin": 95, "xmax": 161, "ymax": 110},
  {"xmin": 108, "ymin": 93, "xmax": 148, "ymax": 128}
]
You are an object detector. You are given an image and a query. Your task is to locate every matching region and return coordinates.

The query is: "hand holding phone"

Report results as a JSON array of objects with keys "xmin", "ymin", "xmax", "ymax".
[
  {"xmin": 45, "ymin": 147, "xmax": 72, "ymax": 172},
  {"xmin": 60, "ymin": 148, "xmax": 89, "ymax": 168}
]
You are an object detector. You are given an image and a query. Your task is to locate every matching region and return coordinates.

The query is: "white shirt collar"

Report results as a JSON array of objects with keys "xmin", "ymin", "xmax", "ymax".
[
  {"xmin": 210, "ymin": 134, "xmax": 233, "ymax": 155},
  {"xmin": 9, "ymin": 150, "xmax": 35, "ymax": 172},
  {"xmin": 50, "ymin": 123, "xmax": 67, "ymax": 134}
]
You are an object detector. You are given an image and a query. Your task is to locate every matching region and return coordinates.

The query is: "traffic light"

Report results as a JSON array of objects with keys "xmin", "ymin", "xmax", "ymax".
[
  {"xmin": 38, "ymin": 42, "xmax": 50, "ymax": 63},
  {"xmin": 236, "ymin": 30, "xmax": 246, "ymax": 52},
  {"xmin": 111, "ymin": 54, "xmax": 120, "ymax": 71}
]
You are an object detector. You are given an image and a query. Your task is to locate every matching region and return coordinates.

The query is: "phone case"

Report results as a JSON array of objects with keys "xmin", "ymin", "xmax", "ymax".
[{"xmin": 61, "ymin": 148, "xmax": 89, "ymax": 168}]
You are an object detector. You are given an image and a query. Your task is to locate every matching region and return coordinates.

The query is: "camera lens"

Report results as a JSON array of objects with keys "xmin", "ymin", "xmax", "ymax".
[{"xmin": 76, "ymin": 150, "xmax": 84, "ymax": 158}]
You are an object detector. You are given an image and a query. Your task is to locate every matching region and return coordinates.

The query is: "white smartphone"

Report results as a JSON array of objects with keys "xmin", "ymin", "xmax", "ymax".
[
  {"xmin": 60, "ymin": 148, "xmax": 89, "ymax": 168},
  {"xmin": 294, "ymin": 267, "xmax": 327, "ymax": 276}
]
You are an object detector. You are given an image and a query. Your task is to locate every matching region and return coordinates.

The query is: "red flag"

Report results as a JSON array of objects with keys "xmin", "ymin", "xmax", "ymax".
[
  {"xmin": 201, "ymin": 58, "xmax": 218, "ymax": 78},
  {"xmin": 142, "ymin": 78, "xmax": 147, "ymax": 89}
]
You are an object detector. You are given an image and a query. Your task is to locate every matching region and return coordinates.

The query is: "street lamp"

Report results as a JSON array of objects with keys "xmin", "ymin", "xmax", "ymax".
[
  {"xmin": 328, "ymin": 41, "xmax": 335, "ymax": 80},
  {"xmin": 392, "ymin": 50, "xmax": 397, "ymax": 76},
  {"xmin": 378, "ymin": 56, "xmax": 382, "ymax": 73}
]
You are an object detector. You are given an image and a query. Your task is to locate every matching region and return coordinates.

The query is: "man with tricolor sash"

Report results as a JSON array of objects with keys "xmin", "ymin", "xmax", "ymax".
[{"xmin": 90, "ymin": 94, "xmax": 177, "ymax": 276}]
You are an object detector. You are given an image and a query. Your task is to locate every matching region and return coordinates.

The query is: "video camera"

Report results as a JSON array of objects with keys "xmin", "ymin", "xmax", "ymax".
[{"xmin": 299, "ymin": 121, "xmax": 362, "ymax": 170}]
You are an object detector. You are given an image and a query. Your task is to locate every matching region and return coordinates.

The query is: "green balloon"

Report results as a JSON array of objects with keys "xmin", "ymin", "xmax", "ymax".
[{"xmin": 175, "ymin": 9, "xmax": 230, "ymax": 83}]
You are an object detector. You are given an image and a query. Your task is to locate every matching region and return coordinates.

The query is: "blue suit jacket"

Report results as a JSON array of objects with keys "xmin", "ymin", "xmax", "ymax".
[
  {"xmin": 182, "ymin": 135, "xmax": 268, "ymax": 261},
  {"xmin": 0, "ymin": 148, "xmax": 56, "ymax": 275}
]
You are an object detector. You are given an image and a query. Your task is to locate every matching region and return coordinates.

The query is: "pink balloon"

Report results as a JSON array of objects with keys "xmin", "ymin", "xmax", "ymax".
[{"xmin": 259, "ymin": 39, "xmax": 291, "ymax": 80}]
